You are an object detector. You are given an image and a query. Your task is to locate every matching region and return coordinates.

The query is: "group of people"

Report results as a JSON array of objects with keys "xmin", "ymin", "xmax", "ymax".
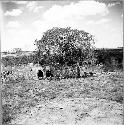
[
  {"xmin": 36, "ymin": 65, "xmax": 94, "ymax": 80},
  {"xmin": 37, "ymin": 66, "xmax": 54, "ymax": 80}
]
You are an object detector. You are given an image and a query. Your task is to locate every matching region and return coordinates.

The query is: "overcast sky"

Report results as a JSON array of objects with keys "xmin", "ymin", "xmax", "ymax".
[{"xmin": 1, "ymin": 0, "xmax": 123, "ymax": 51}]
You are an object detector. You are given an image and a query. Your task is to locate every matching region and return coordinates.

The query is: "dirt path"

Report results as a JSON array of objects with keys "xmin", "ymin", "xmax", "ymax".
[{"xmin": 12, "ymin": 97, "xmax": 123, "ymax": 125}]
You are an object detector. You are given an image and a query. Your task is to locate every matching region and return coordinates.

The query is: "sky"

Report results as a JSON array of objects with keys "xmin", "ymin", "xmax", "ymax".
[{"xmin": 0, "ymin": 0, "xmax": 123, "ymax": 52}]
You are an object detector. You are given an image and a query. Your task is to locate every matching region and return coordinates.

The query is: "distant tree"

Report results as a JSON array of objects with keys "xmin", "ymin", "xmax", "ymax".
[
  {"xmin": 35, "ymin": 27, "xmax": 96, "ymax": 77},
  {"xmin": 12, "ymin": 48, "xmax": 22, "ymax": 54},
  {"xmin": 94, "ymin": 0, "xmax": 122, "ymax": 6}
]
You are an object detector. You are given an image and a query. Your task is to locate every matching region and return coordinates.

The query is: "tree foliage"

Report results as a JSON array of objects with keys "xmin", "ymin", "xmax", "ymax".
[
  {"xmin": 94, "ymin": 0, "xmax": 122, "ymax": 6},
  {"xmin": 35, "ymin": 27, "xmax": 96, "ymax": 67}
]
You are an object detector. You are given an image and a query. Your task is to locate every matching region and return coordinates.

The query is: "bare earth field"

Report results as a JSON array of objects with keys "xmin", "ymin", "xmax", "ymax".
[{"xmin": 2, "ymin": 65, "xmax": 123, "ymax": 125}]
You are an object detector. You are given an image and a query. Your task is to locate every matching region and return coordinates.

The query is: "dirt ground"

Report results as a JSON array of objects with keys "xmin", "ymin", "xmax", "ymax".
[
  {"xmin": 12, "ymin": 97, "xmax": 123, "ymax": 125},
  {"xmin": 2, "ymin": 64, "xmax": 123, "ymax": 125},
  {"xmin": 9, "ymin": 69, "xmax": 123, "ymax": 125}
]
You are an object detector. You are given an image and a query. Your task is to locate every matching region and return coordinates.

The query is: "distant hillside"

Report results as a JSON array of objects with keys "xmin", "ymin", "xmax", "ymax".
[
  {"xmin": 1, "ymin": 51, "xmax": 36, "ymax": 58},
  {"xmin": 94, "ymin": 47, "xmax": 123, "ymax": 70},
  {"xmin": 1, "ymin": 48, "xmax": 123, "ymax": 70}
]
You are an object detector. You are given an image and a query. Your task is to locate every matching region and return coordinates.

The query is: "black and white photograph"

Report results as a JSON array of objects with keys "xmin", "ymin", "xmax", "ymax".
[{"xmin": 0, "ymin": 0, "xmax": 123, "ymax": 125}]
